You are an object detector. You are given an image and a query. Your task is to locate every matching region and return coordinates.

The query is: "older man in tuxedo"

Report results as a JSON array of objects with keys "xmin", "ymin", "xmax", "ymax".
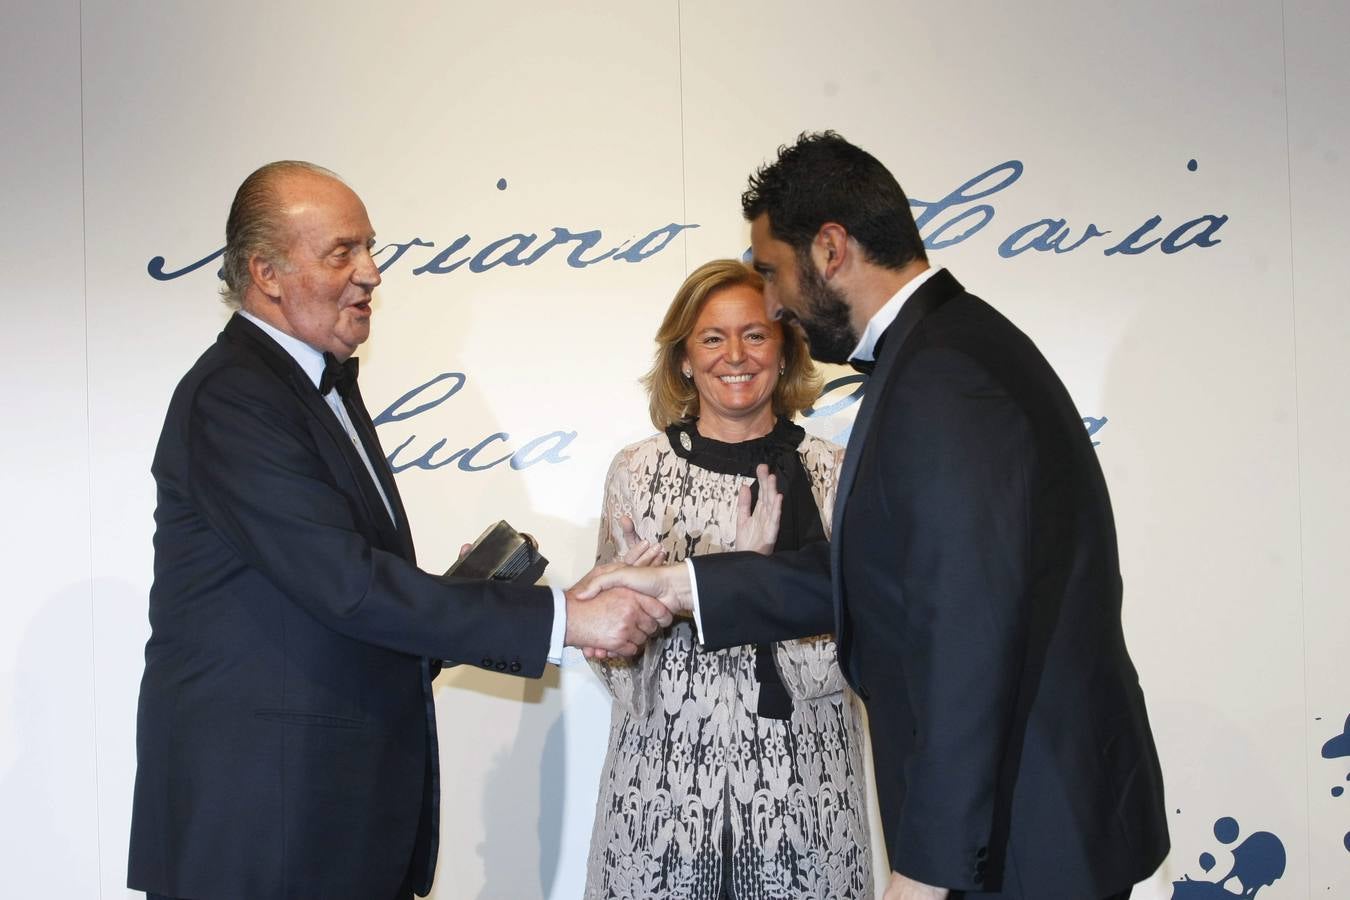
[
  {"xmin": 581, "ymin": 133, "xmax": 1169, "ymax": 900},
  {"xmin": 128, "ymin": 161, "xmax": 669, "ymax": 900}
]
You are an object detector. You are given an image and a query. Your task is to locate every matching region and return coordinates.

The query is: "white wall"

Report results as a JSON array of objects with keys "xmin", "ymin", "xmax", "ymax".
[
  {"xmin": 2, "ymin": 1, "xmax": 1347, "ymax": 897},
  {"xmin": 0, "ymin": 2, "xmax": 101, "ymax": 897}
]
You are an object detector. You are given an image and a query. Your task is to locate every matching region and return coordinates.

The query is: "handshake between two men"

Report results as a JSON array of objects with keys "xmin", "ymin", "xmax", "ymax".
[{"xmin": 562, "ymin": 464, "xmax": 782, "ymax": 659}]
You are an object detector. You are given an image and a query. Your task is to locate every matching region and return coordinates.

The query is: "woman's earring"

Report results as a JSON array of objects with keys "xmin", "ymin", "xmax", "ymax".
[
  {"xmin": 779, "ymin": 363, "xmax": 786, "ymax": 375},
  {"xmin": 682, "ymin": 366, "xmax": 692, "ymax": 379}
]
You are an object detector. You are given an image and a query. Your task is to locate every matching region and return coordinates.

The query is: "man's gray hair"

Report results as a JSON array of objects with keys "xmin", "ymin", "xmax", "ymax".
[{"xmin": 220, "ymin": 160, "xmax": 342, "ymax": 308}]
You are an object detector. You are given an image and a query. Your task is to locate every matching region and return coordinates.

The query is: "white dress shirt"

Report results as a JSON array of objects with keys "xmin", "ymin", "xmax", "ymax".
[{"xmin": 847, "ymin": 265, "xmax": 943, "ymax": 363}]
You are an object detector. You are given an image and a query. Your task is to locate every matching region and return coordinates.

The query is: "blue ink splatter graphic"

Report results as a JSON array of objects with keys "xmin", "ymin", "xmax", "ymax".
[
  {"xmin": 1214, "ymin": 817, "xmax": 1240, "ymax": 843},
  {"xmin": 1171, "ymin": 816, "xmax": 1286, "ymax": 898},
  {"xmin": 1321, "ymin": 714, "xmax": 1350, "ymax": 759},
  {"xmin": 496, "ymin": 178, "xmax": 508, "ymax": 190},
  {"xmin": 1323, "ymin": 715, "xmax": 1350, "ymax": 855},
  {"xmin": 1188, "ymin": 159, "xmax": 1199, "ymax": 172}
]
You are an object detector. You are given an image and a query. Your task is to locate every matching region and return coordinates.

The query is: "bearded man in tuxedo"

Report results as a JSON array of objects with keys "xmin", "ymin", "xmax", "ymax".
[
  {"xmin": 581, "ymin": 132, "xmax": 1169, "ymax": 900},
  {"xmin": 128, "ymin": 160, "xmax": 670, "ymax": 900}
]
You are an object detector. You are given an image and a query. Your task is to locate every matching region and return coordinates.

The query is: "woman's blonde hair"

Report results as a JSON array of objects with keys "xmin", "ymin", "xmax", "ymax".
[{"xmin": 643, "ymin": 258, "xmax": 821, "ymax": 430}]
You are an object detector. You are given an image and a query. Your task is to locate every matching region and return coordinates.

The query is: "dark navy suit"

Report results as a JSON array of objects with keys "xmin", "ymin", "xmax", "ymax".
[
  {"xmin": 129, "ymin": 314, "xmax": 553, "ymax": 899},
  {"xmin": 693, "ymin": 270, "xmax": 1168, "ymax": 899}
]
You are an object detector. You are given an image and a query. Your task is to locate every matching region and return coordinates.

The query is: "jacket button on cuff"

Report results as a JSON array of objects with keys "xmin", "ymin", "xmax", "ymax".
[
  {"xmin": 509, "ymin": 662, "xmax": 521, "ymax": 673},
  {"xmin": 481, "ymin": 658, "xmax": 493, "ymax": 668},
  {"xmin": 495, "ymin": 661, "xmax": 507, "ymax": 671}
]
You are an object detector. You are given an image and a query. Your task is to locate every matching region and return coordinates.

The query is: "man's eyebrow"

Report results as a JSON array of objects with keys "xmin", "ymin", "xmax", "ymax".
[{"xmin": 326, "ymin": 235, "xmax": 374, "ymax": 250}]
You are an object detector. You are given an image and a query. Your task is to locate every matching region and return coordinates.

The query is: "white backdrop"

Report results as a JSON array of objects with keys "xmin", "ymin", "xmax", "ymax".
[{"xmin": 2, "ymin": 1, "xmax": 1348, "ymax": 897}]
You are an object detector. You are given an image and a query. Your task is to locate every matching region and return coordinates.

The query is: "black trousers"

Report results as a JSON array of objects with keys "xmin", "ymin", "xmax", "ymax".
[
  {"xmin": 949, "ymin": 889, "xmax": 1131, "ymax": 899},
  {"xmin": 148, "ymin": 887, "xmax": 417, "ymax": 900},
  {"xmin": 148, "ymin": 891, "xmax": 416, "ymax": 900}
]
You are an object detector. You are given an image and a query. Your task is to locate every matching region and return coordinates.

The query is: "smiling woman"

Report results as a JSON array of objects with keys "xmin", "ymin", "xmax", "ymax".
[
  {"xmin": 642, "ymin": 260, "xmax": 820, "ymax": 443},
  {"xmin": 681, "ymin": 284, "xmax": 783, "ymax": 441},
  {"xmin": 584, "ymin": 259, "xmax": 873, "ymax": 900}
]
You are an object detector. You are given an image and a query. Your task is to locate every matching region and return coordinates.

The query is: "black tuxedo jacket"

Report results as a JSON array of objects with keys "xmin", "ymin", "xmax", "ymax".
[
  {"xmin": 694, "ymin": 270, "xmax": 1168, "ymax": 899},
  {"xmin": 128, "ymin": 315, "xmax": 553, "ymax": 899}
]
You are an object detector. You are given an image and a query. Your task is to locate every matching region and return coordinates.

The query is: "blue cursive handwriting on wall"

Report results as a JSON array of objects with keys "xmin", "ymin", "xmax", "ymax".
[
  {"xmin": 147, "ymin": 222, "xmax": 696, "ymax": 282},
  {"xmin": 145, "ymin": 166, "xmax": 1205, "ymax": 476},
  {"xmin": 145, "ymin": 160, "xmax": 1225, "ymax": 281},
  {"xmin": 911, "ymin": 158, "xmax": 1227, "ymax": 258},
  {"xmin": 373, "ymin": 373, "xmax": 576, "ymax": 474}
]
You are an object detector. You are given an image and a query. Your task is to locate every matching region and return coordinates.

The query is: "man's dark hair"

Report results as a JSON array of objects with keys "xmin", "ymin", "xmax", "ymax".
[{"xmin": 741, "ymin": 131, "xmax": 927, "ymax": 270}]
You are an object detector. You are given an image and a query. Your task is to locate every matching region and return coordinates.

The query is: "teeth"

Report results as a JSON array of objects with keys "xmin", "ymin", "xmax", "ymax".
[{"xmin": 719, "ymin": 374, "xmax": 754, "ymax": 383}]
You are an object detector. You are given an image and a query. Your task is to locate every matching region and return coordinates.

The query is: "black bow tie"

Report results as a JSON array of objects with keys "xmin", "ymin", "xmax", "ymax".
[
  {"xmin": 320, "ymin": 353, "xmax": 359, "ymax": 399},
  {"xmin": 848, "ymin": 330, "xmax": 888, "ymax": 376}
]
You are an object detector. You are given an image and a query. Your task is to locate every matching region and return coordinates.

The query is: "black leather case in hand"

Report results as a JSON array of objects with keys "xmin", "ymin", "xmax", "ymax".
[{"xmin": 444, "ymin": 520, "xmax": 548, "ymax": 585}]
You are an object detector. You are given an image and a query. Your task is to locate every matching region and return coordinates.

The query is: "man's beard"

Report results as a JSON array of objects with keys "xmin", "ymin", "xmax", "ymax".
[{"xmin": 794, "ymin": 259, "xmax": 858, "ymax": 364}]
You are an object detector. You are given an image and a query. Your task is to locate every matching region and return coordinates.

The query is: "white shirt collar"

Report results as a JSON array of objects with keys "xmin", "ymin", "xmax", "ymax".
[
  {"xmin": 238, "ymin": 309, "xmax": 328, "ymax": 391},
  {"xmin": 849, "ymin": 265, "xmax": 944, "ymax": 362}
]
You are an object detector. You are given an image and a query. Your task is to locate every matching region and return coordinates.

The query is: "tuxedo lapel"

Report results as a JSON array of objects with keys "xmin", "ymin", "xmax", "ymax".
[
  {"xmin": 829, "ymin": 269, "xmax": 963, "ymax": 631},
  {"xmin": 345, "ymin": 382, "xmax": 416, "ymax": 561},
  {"xmin": 224, "ymin": 316, "xmax": 408, "ymax": 558}
]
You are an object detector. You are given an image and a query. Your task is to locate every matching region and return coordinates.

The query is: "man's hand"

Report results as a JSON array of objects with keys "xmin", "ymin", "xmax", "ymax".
[
  {"xmin": 573, "ymin": 561, "xmax": 693, "ymax": 618},
  {"xmin": 882, "ymin": 872, "xmax": 948, "ymax": 900},
  {"xmin": 735, "ymin": 464, "xmax": 782, "ymax": 555},
  {"xmin": 574, "ymin": 561, "xmax": 693, "ymax": 660},
  {"xmin": 563, "ymin": 565, "xmax": 672, "ymax": 656}
]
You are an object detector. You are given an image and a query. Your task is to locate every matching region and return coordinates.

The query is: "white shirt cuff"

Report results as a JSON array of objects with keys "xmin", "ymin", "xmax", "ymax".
[
  {"xmin": 547, "ymin": 586, "xmax": 566, "ymax": 665},
  {"xmin": 685, "ymin": 558, "xmax": 705, "ymax": 645}
]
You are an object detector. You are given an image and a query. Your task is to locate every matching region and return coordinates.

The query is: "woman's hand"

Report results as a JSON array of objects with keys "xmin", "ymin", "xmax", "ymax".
[
  {"xmin": 735, "ymin": 464, "xmax": 782, "ymax": 556},
  {"xmin": 618, "ymin": 515, "xmax": 666, "ymax": 567}
]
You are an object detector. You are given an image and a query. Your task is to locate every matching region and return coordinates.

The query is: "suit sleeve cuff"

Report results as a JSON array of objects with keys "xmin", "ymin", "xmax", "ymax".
[
  {"xmin": 547, "ymin": 586, "xmax": 566, "ymax": 665},
  {"xmin": 686, "ymin": 558, "xmax": 705, "ymax": 645}
]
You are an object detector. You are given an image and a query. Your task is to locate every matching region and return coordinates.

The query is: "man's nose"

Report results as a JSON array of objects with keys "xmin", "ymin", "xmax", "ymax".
[
  {"xmin": 354, "ymin": 248, "xmax": 382, "ymax": 287},
  {"xmin": 763, "ymin": 292, "xmax": 785, "ymax": 321}
]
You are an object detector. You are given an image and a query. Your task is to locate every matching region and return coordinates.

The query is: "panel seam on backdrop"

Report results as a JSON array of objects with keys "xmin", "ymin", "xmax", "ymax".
[
  {"xmin": 677, "ymin": 0, "xmax": 689, "ymax": 273},
  {"xmin": 78, "ymin": 1, "xmax": 107, "ymax": 894},
  {"xmin": 1279, "ymin": 0, "xmax": 1312, "ymax": 878}
]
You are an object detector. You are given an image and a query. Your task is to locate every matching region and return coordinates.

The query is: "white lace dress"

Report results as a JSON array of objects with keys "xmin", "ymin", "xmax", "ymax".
[{"xmin": 583, "ymin": 429, "xmax": 872, "ymax": 900}]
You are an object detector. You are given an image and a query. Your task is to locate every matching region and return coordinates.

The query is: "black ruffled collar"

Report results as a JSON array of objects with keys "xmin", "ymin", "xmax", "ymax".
[{"xmin": 665, "ymin": 417, "xmax": 806, "ymax": 478}]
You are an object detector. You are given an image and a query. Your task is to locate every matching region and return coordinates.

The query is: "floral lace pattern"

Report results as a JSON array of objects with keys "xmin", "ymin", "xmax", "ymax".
[{"xmin": 584, "ymin": 432, "xmax": 872, "ymax": 899}]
